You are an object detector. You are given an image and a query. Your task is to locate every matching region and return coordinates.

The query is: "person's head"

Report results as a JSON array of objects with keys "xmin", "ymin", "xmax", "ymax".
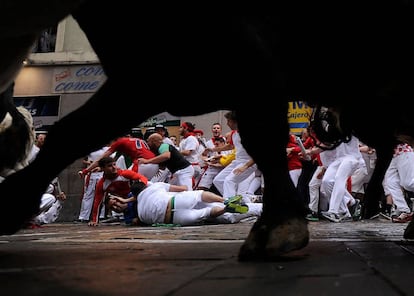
[
  {"xmin": 147, "ymin": 133, "xmax": 164, "ymax": 149},
  {"xmin": 301, "ymin": 128, "xmax": 310, "ymax": 140},
  {"xmin": 143, "ymin": 127, "xmax": 155, "ymax": 141},
  {"xmin": 211, "ymin": 123, "xmax": 222, "ymax": 137},
  {"xmin": 130, "ymin": 180, "xmax": 147, "ymax": 197},
  {"xmin": 224, "ymin": 111, "xmax": 237, "ymax": 130},
  {"xmin": 98, "ymin": 156, "xmax": 118, "ymax": 178},
  {"xmin": 179, "ymin": 122, "xmax": 195, "ymax": 136},
  {"xmin": 35, "ymin": 131, "xmax": 47, "ymax": 148},
  {"xmin": 396, "ymin": 134, "xmax": 414, "ymax": 147},
  {"xmin": 213, "ymin": 136, "xmax": 226, "ymax": 147},
  {"xmin": 288, "ymin": 133, "xmax": 297, "ymax": 143},
  {"xmin": 130, "ymin": 127, "xmax": 143, "ymax": 139},
  {"xmin": 169, "ymin": 135, "xmax": 178, "ymax": 145},
  {"xmin": 193, "ymin": 129, "xmax": 204, "ymax": 139},
  {"xmin": 106, "ymin": 196, "xmax": 125, "ymax": 213},
  {"xmin": 155, "ymin": 124, "xmax": 167, "ymax": 137}
]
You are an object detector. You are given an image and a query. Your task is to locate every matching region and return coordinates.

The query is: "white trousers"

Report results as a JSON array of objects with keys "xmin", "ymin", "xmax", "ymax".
[
  {"xmin": 308, "ymin": 166, "xmax": 327, "ymax": 213},
  {"xmin": 321, "ymin": 156, "xmax": 359, "ymax": 215},
  {"xmin": 169, "ymin": 165, "xmax": 195, "ymax": 191},
  {"xmin": 213, "ymin": 159, "xmax": 257, "ymax": 198},
  {"xmin": 383, "ymin": 152, "xmax": 414, "ymax": 213}
]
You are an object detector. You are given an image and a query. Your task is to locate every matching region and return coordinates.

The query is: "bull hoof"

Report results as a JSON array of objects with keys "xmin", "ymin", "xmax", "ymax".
[
  {"xmin": 238, "ymin": 217, "xmax": 309, "ymax": 261},
  {"xmin": 404, "ymin": 220, "xmax": 414, "ymax": 239}
]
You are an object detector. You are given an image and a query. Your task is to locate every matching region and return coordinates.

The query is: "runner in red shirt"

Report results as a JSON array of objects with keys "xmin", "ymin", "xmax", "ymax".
[
  {"xmin": 80, "ymin": 135, "xmax": 158, "ymax": 179},
  {"xmin": 88, "ymin": 156, "xmax": 148, "ymax": 226}
]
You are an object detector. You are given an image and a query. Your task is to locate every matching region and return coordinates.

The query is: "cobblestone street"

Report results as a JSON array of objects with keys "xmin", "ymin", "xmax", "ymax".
[{"xmin": 1, "ymin": 217, "xmax": 414, "ymax": 295}]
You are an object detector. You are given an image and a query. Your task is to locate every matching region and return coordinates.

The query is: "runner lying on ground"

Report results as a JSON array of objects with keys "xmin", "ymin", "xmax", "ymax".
[{"xmin": 106, "ymin": 181, "xmax": 262, "ymax": 226}]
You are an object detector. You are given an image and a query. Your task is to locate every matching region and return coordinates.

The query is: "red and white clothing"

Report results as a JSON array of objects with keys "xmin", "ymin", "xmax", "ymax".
[
  {"xmin": 179, "ymin": 134, "xmax": 199, "ymax": 164},
  {"xmin": 197, "ymin": 149, "xmax": 232, "ymax": 190},
  {"xmin": 78, "ymin": 146, "xmax": 111, "ymax": 221},
  {"xmin": 203, "ymin": 136, "xmax": 225, "ymax": 161},
  {"xmin": 195, "ymin": 135, "xmax": 228, "ymax": 190},
  {"xmin": 179, "ymin": 134, "xmax": 202, "ymax": 185},
  {"xmin": 308, "ymin": 148, "xmax": 337, "ymax": 213},
  {"xmin": 382, "ymin": 143, "xmax": 414, "ymax": 214},
  {"xmin": 213, "ymin": 130, "xmax": 257, "ymax": 198},
  {"xmin": 108, "ymin": 137, "xmax": 158, "ymax": 179},
  {"xmin": 321, "ymin": 135, "xmax": 366, "ymax": 217},
  {"xmin": 90, "ymin": 169, "xmax": 147, "ymax": 224},
  {"xmin": 287, "ymin": 134, "xmax": 303, "ymax": 187}
]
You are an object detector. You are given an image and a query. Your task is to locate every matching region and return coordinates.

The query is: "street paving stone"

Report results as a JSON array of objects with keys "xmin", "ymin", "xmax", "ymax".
[{"xmin": 1, "ymin": 217, "xmax": 414, "ymax": 295}]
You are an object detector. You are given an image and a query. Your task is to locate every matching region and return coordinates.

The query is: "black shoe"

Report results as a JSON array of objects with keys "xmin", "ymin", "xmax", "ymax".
[
  {"xmin": 349, "ymin": 199, "xmax": 362, "ymax": 221},
  {"xmin": 306, "ymin": 211, "xmax": 319, "ymax": 222},
  {"xmin": 100, "ymin": 216, "xmax": 121, "ymax": 223}
]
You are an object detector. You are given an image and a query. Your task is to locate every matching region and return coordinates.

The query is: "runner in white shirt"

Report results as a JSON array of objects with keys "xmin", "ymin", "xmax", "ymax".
[
  {"xmin": 211, "ymin": 111, "xmax": 257, "ymax": 200},
  {"xmin": 106, "ymin": 181, "xmax": 262, "ymax": 226},
  {"xmin": 179, "ymin": 122, "xmax": 202, "ymax": 186},
  {"xmin": 77, "ymin": 145, "xmax": 112, "ymax": 222},
  {"xmin": 321, "ymin": 135, "xmax": 366, "ymax": 222}
]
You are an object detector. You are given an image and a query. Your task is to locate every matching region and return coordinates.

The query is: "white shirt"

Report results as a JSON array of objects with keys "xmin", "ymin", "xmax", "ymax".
[
  {"xmin": 137, "ymin": 182, "xmax": 173, "ymax": 224},
  {"xmin": 233, "ymin": 131, "xmax": 253, "ymax": 161},
  {"xmin": 179, "ymin": 135, "xmax": 199, "ymax": 164}
]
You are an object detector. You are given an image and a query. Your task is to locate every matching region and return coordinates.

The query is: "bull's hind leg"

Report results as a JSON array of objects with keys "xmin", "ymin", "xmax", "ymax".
[
  {"xmin": 239, "ymin": 215, "xmax": 309, "ymax": 261},
  {"xmin": 236, "ymin": 106, "xmax": 309, "ymax": 261}
]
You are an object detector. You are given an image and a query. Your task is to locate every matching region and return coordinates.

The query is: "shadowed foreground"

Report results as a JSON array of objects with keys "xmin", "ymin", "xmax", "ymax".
[{"xmin": 1, "ymin": 219, "xmax": 414, "ymax": 296}]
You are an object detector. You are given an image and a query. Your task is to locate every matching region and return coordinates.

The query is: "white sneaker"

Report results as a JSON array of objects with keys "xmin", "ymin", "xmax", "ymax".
[
  {"xmin": 321, "ymin": 211, "xmax": 340, "ymax": 222},
  {"xmin": 322, "ymin": 211, "xmax": 351, "ymax": 223}
]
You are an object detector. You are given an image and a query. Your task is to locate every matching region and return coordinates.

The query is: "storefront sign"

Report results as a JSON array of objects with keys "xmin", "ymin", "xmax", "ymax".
[
  {"xmin": 287, "ymin": 101, "xmax": 313, "ymax": 134},
  {"xmin": 14, "ymin": 95, "xmax": 60, "ymax": 130},
  {"xmin": 52, "ymin": 65, "xmax": 106, "ymax": 93}
]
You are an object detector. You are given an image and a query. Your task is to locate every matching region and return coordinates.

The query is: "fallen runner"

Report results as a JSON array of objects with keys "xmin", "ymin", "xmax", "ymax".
[{"xmin": 106, "ymin": 181, "xmax": 262, "ymax": 226}]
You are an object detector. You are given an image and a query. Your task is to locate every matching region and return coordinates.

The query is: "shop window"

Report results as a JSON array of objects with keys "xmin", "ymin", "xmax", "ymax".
[{"xmin": 31, "ymin": 26, "xmax": 57, "ymax": 53}]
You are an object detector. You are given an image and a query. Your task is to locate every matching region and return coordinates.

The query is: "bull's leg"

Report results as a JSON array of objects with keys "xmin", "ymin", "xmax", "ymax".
[{"xmin": 236, "ymin": 104, "xmax": 309, "ymax": 261}]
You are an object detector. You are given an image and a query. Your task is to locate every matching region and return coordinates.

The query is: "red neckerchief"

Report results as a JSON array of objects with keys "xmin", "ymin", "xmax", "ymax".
[
  {"xmin": 183, "ymin": 131, "xmax": 195, "ymax": 139},
  {"xmin": 394, "ymin": 143, "xmax": 414, "ymax": 157}
]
